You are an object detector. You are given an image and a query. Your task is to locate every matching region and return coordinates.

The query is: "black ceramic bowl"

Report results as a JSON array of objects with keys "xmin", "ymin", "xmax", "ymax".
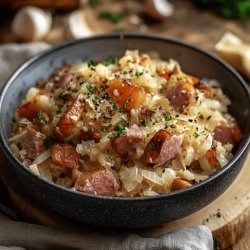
[{"xmin": 0, "ymin": 34, "xmax": 249, "ymax": 228}]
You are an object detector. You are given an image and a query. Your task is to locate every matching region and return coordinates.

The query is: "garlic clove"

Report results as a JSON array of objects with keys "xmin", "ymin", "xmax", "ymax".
[
  {"xmin": 215, "ymin": 32, "xmax": 250, "ymax": 79},
  {"xmin": 12, "ymin": 6, "xmax": 52, "ymax": 42},
  {"xmin": 144, "ymin": 0, "xmax": 174, "ymax": 21},
  {"xmin": 65, "ymin": 9, "xmax": 94, "ymax": 39}
]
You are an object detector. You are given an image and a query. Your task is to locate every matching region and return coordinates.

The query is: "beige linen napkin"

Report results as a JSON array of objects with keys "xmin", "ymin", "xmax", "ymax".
[{"xmin": 0, "ymin": 43, "xmax": 214, "ymax": 250}]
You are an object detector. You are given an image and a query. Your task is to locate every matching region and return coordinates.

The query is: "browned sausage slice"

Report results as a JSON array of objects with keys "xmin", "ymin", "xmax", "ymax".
[
  {"xmin": 111, "ymin": 124, "xmax": 143, "ymax": 157},
  {"xmin": 74, "ymin": 169, "xmax": 119, "ymax": 196},
  {"xmin": 166, "ymin": 82, "xmax": 192, "ymax": 113},
  {"xmin": 213, "ymin": 115, "xmax": 242, "ymax": 145},
  {"xmin": 23, "ymin": 128, "xmax": 46, "ymax": 160},
  {"xmin": 142, "ymin": 130, "xmax": 182, "ymax": 167}
]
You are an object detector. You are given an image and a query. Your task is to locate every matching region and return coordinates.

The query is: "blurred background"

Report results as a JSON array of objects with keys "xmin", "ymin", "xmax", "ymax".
[{"xmin": 0, "ymin": 0, "xmax": 250, "ymax": 51}]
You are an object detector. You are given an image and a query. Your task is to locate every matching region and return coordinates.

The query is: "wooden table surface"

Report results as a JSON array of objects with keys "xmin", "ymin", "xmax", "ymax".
[{"xmin": 0, "ymin": 1, "xmax": 250, "ymax": 249}]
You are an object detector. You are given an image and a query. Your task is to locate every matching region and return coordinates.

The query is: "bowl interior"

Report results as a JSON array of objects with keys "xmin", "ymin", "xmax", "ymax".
[{"xmin": 0, "ymin": 33, "xmax": 250, "ymax": 188}]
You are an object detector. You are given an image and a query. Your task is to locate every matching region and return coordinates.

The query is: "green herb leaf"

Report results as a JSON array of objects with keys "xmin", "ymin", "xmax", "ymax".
[
  {"xmin": 112, "ymin": 104, "xmax": 118, "ymax": 110},
  {"xmin": 135, "ymin": 71, "xmax": 143, "ymax": 78},
  {"xmin": 118, "ymin": 108, "xmax": 124, "ymax": 113},
  {"xmin": 100, "ymin": 127, "xmax": 106, "ymax": 132},
  {"xmin": 36, "ymin": 113, "xmax": 45, "ymax": 120},
  {"xmin": 124, "ymin": 99, "xmax": 131, "ymax": 108},
  {"xmin": 71, "ymin": 88, "xmax": 78, "ymax": 93},
  {"xmin": 56, "ymin": 108, "xmax": 62, "ymax": 114},
  {"xmin": 165, "ymin": 114, "xmax": 172, "ymax": 121},
  {"xmin": 140, "ymin": 119, "xmax": 147, "ymax": 127},
  {"xmin": 116, "ymin": 124, "xmax": 127, "ymax": 136},
  {"xmin": 87, "ymin": 60, "xmax": 98, "ymax": 71},
  {"xmin": 102, "ymin": 58, "xmax": 117, "ymax": 66},
  {"xmin": 149, "ymin": 143, "xmax": 155, "ymax": 151},
  {"xmin": 44, "ymin": 136, "xmax": 54, "ymax": 149},
  {"xmin": 193, "ymin": 132, "xmax": 199, "ymax": 138},
  {"xmin": 86, "ymin": 84, "xmax": 94, "ymax": 97},
  {"xmin": 143, "ymin": 138, "xmax": 147, "ymax": 144},
  {"xmin": 102, "ymin": 93, "xmax": 110, "ymax": 100},
  {"xmin": 88, "ymin": 0, "xmax": 97, "ymax": 7},
  {"xmin": 99, "ymin": 11, "xmax": 123, "ymax": 24}
]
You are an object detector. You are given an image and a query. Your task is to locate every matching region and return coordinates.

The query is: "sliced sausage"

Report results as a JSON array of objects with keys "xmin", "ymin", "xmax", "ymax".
[
  {"xmin": 142, "ymin": 130, "xmax": 183, "ymax": 168},
  {"xmin": 54, "ymin": 94, "xmax": 85, "ymax": 140},
  {"xmin": 80, "ymin": 129, "xmax": 102, "ymax": 143},
  {"xmin": 166, "ymin": 82, "xmax": 192, "ymax": 113},
  {"xmin": 51, "ymin": 144, "xmax": 79, "ymax": 169},
  {"xmin": 194, "ymin": 81, "xmax": 214, "ymax": 98},
  {"xmin": 205, "ymin": 149, "xmax": 220, "ymax": 168},
  {"xmin": 111, "ymin": 124, "xmax": 143, "ymax": 157},
  {"xmin": 213, "ymin": 115, "xmax": 242, "ymax": 145},
  {"xmin": 23, "ymin": 128, "xmax": 46, "ymax": 160},
  {"xmin": 75, "ymin": 169, "xmax": 119, "ymax": 196}
]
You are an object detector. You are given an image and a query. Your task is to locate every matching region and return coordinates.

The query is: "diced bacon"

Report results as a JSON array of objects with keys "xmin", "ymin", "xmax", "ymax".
[
  {"xmin": 142, "ymin": 130, "xmax": 183, "ymax": 167},
  {"xmin": 74, "ymin": 169, "xmax": 119, "ymax": 196},
  {"xmin": 205, "ymin": 149, "xmax": 220, "ymax": 168},
  {"xmin": 111, "ymin": 124, "xmax": 143, "ymax": 157},
  {"xmin": 80, "ymin": 129, "xmax": 102, "ymax": 143},
  {"xmin": 213, "ymin": 115, "xmax": 242, "ymax": 145},
  {"xmin": 23, "ymin": 128, "xmax": 46, "ymax": 160},
  {"xmin": 16, "ymin": 101, "xmax": 40, "ymax": 121},
  {"xmin": 166, "ymin": 82, "xmax": 192, "ymax": 113},
  {"xmin": 54, "ymin": 94, "xmax": 85, "ymax": 140},
  {"xmin": 108, "ymin": 78, "xmax": 146, "ymax": 111},
  {"xmin": 51, "ymin": 144, "xmax": 79, "ymax": 169}
]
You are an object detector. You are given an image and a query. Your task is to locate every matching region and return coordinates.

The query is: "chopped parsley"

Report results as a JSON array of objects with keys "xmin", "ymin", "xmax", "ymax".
[
  {"xmin": 87, "ymin": 60, "xmax": 98, "ymax": 70},
  {"xmin": 135, "ymin": 71, "xmax": 143, "ymax": 78},
  {"xmin": 59, "ymin": 92, "xmax": 67, "ymax": 100},
  {"xmin": 102, "ymin": 93, "xmax": 110, "ymax": 100},
  {"xmin": 102, "ymin": 58, "xmax": 117, "ymax": 66},
  {"xmin": 88, "ymin": 0, "xmax": 97, "ymax": 7},
  {"xmin": 143, "ymin": 138, "xmax": 147, "ymax": 144},
  {"xmin": 149, "ymin": 143, "xmax": 155, "ymax": 151},
  {"xmin": 86, "ymin": 84, "xmax": 94, "ymax": 97},
  {"xmin": 140, "ymin": 119, "xmax": 147, "ymax": 127},
  {"xmin": 116, "ymin": 124, "xmax": 127, "ymax": 136},
  {"xmin": 44, "ymin": 136, "xmax": 54, "ymax": 148},
  {"xmin": 36, "ymin": 113, "xmax": 45, "ymax": 120},
  {"xmin": 124, "ymin": 99, "xmax": 131, "ymax": 108},
  {"xmin": 100, "ymin": 127, "xmax": 106, "ymax": 132},
  {"xmin": 56, "ymin": 108, "xmax": 62, "ymax": 114},
  {"xmin": 112, "ymin": 104, "xmax": 118, "ymax": 110},
  {"xmin": 99, "ymin": 11, "xmax": 123, "ymax": 24},
  {"xmin": 118, "ymin": 108, "xmax": 124, "ymax": 113},
  {"xmin": 36, "ymin": 113, "xmax": 46, "ymax": 126},
  {"xmin": 165, "ymin": 114, "xmax": 172, "ymax": 121},
  {"xmin": 193, "ymin": 132, "xmax": 199, "ymax": 138},
  {"xmin": 108, "ymin": 133, "xmax": 115, "ymax": 140},
  {"xmin": 175, "ymin": 114, "xmax": 180, "ymax": 118},
  {"xmin": 71, "ymin": 88, "xmax": 78, "ymax": 93}
]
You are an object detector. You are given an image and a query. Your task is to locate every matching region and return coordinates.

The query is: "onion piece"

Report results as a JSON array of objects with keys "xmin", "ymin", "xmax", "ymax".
[
  {"xmin": 142, "ymin": 170, "xmax": 164, "ymax": 185},
  {"xmin": 8, "ymin": 130, "xmax": 27, "ymax": 143},
  {"xmin": 32, "ymin": 149, "xmax": 51, "ymax": 165}
]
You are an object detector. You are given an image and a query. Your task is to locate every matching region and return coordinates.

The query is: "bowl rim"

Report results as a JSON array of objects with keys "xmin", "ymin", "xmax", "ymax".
[{"xmin": 0, "ymin": 33, "xmax": 249, "ymax": 202}]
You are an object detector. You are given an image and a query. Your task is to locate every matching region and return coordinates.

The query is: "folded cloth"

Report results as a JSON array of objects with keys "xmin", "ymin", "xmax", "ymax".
[{"xmin": 0, "ymin": 42, "xmax": 214, "ymax": 250}]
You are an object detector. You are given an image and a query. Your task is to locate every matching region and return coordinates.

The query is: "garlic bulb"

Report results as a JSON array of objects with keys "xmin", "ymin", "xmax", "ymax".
[
  {"xmin": 144, "ymin": 0, "xmax": 174, "ymax": 21},
  {"xmin": 65, "ymin": 9, "xmax": 94, "ymax": 39},
  {"xmin": 12, "ymin": 6, "xmax": 52, "ymax": 41}
]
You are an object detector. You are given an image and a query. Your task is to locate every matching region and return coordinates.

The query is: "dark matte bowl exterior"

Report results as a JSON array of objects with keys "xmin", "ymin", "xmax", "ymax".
[{"xmin": 0, "ymin": 34, "xmax": 249, "ymax": 228}]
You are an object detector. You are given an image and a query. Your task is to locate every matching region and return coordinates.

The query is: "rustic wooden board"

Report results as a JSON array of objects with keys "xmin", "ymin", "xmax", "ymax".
[
  {"xmin": 0, "ymin": 151, "xmax": 249, "ymax": 249},
  {"xmin": 0, "ymin": 1, "xmax": 250, "ymax": 249}
]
